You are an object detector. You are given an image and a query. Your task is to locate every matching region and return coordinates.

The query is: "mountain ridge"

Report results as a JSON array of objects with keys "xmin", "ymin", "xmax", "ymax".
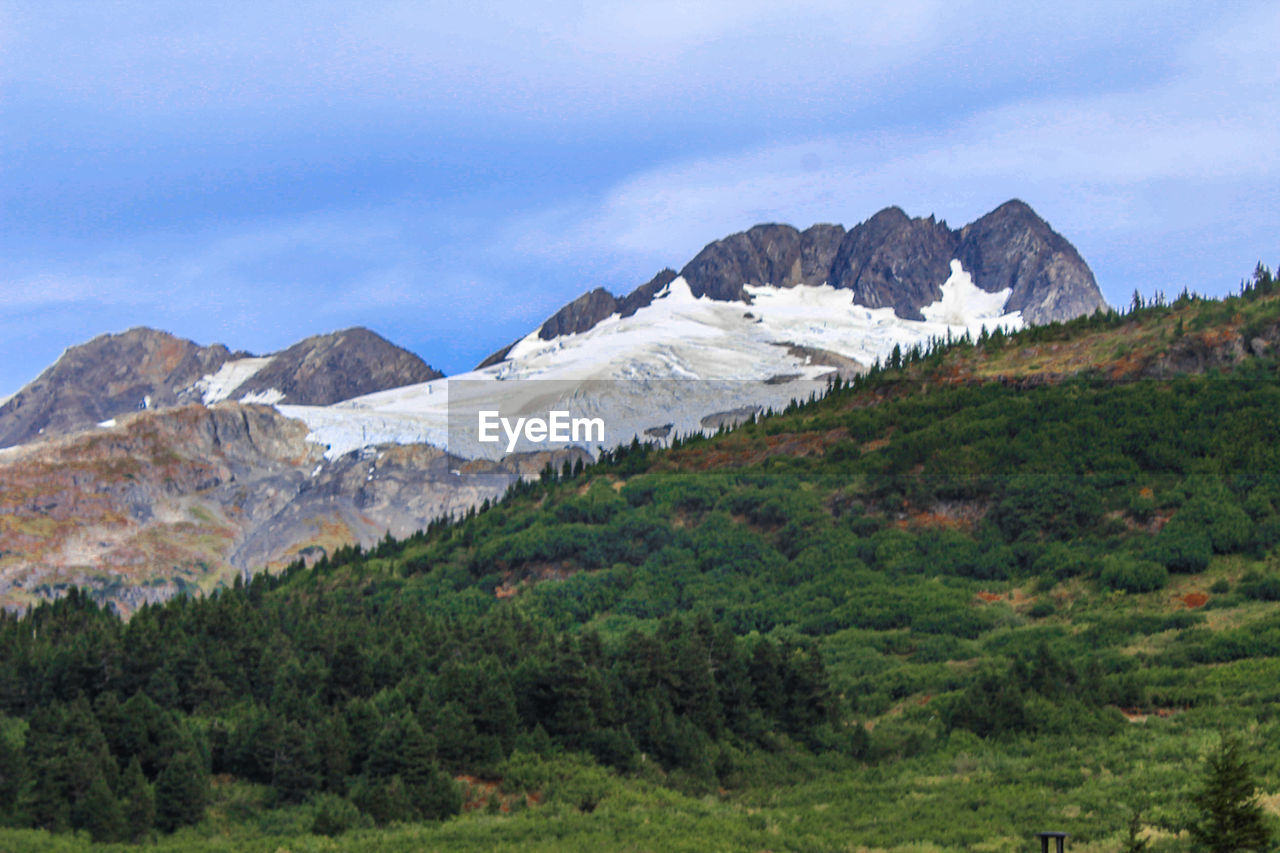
[
  {"xmin": 482, "ymin": 199, "xmax": 1104, "ymax": 367},
  {"xmin": 0, "ymin": 326, "xmax": 441, "ymax": 449}
]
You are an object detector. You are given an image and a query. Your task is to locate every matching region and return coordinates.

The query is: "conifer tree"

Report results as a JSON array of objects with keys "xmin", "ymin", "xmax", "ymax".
[
  {"xmin": 155, "ymin": 749, "xmax": 208, "ymax": 832},
  {"xmin": 121, "ymin": 756, "xmax": 155, "ymax": 843},
  {"xmin": 270, "ymin": 719, "xmax": 319, "ymax": 803},
  {"xmin": 315, "ymin": 712, "xmax": 352, "ymax": 793},
  {"xmin": 0, "ymin": 715, "xmax": 27, "ymax": 817},
  {"xmin": 73, "ymin": 774, "xmax": 125, "ymax": 843},
  {"xmin": 1188, "ymin": 735, "xmax": 1272, "ymax": 852}
]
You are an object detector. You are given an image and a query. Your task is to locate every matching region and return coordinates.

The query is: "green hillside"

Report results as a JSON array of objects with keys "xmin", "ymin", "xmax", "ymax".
[{"xmin": 3, "ymin": 267, "xmax": 1280, "ymax": 851}]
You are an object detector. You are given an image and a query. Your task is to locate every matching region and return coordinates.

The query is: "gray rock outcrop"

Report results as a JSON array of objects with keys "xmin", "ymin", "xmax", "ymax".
[
  {"xmin": 0, "ymin": 326, "xmax": 441, "ymax": 448},
  {"xmin": 479, "ymin": 199, "xmax": 1105, "ymax": 367}
]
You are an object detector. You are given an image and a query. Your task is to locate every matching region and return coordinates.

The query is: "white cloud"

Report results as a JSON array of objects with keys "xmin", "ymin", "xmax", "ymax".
[
  {"xmin": 502, "ymin": 3, "xmax": 1280, "ymax": 294},
  {"xmin": 0, "ymin": 273, "xmax": 141, "ymax": 309}
]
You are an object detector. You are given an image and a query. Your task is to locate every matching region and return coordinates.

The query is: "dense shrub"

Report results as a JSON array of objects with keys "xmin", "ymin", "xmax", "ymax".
[
  {"xmin": 1100, "ymin": 555, "xmax": 1168, "ymax": 593},
  {"xmin": 1239, "ymin": 572, "xmax": 1280, "ymax": 602},
  {"xmin": 1147, "ymin": 527, "xmax": 1213, "ymax": 573},
  {"xmin": 1167, "ymin": 497, "xmax": 1252, "ymax": 555}
]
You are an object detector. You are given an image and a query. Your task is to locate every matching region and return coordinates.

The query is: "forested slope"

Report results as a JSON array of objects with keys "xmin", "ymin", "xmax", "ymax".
[{"xmin": 3, "ymin": 267, "xmax": 1280, "ymax": 851}]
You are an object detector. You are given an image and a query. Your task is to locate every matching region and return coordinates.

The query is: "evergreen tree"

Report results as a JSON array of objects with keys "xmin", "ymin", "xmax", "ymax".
[
  {"xmin": 416, "ymin": 765, "xmax": 463, "ymax": 821},
  {"xmin": 155, "ymin": 749, "xmax": 208, "ymax": 833},
  {"xmin": 121, "ymin": 756, "xmax": 155, "ymax": 843},
  {"xmin": 1188, "ymin": 735, "xmax": 1272, "ymax": 852},
  {"xmin": 270, "ymin": 719, "xmax": 319, "ymax": 803},
  {"xmin": 355, "ymin": 774, "xmax": 415, "ymax": 825},
  {"xmin": 0, "ymin": 714, "xmax": 27, "ymax": 817},
  {"xmin": 315, "ymin": 712, "xmax": 352, "ymax": 793},
  {"xmin": 72, "ymin": 774, "xmax": 125, "ymax": 843}
]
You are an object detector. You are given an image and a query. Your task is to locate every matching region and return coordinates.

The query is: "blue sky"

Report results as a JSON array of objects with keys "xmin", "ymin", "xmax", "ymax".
[{"xmin": 2, "ymin": 2, "xmax": 1278, "ymax": 394}]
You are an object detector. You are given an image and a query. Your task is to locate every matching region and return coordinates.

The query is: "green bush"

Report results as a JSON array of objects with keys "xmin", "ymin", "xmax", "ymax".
[
  {"xmin": 1167, "ymin": 497, "xmax": 1252, "ymax": 555},
  {"xmin": 1100, "ymin": 556, "xmax": 1168, "ymax": 593},
  {"xmin": 309, "ymin": 793, "xmax": 370, "ymax": 836},
  {"xmin": 1147, "ymin": 527, "xmax": 1212, "ymax": 573},
  {"xmin": 1028, "ymin": 600, "xmax": 1057, "ymax": 619},
  {"xmin": 1239, "ymin": 573, "xmax": 1280, "ymax": 602}
]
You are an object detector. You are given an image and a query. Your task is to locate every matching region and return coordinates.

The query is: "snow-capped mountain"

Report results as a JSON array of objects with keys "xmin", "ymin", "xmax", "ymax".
[
  {"xmin": 278, "ymin": 199, "xmax": 1100, "ymax": 461},
  {"xmin": 0, "ymin": 327, "xmax": 441, "ymax": 449},
  {"xmin": 0, "ymin": 198, "xmax": 1107, "ymax": 612},
  {"xmin": 280, "ymin": 259, "xmax": 1024, "ymax": 460}
]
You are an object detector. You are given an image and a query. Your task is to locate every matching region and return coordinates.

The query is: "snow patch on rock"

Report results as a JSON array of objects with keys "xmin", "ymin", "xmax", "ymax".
[
  {"xmin": 194, "ymin": 357, "xmax": 275, "ymax": 404},
  {"xmin": 239, "ymin": 388, "xmax": 285, "ymax": 405},
  {"xmin": 276, "ymin": 261, "xmax": 1021, "ymax": 460}
]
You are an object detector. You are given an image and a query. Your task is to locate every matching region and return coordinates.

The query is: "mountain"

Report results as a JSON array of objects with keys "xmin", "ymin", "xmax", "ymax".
[
  {"xmin": 0, "ymin": 199, "xmax": 1107, "ymax": 611},
  {"xmin": 0, "ymin": 328, "xmax": 242, "ymax": 449},
  {"xmin": 0, "ymin": 400, "xmax": 583, "ymax": 614},
  {"xmin": 225, "ymin": 327, "xmax": 443, "ymax": 406},
  {"xmin": 480, "ymin": 199, "xmax": 1103, "ymax": 366},
  {"xmin": 4, "ymin": 269, "xmax": 1280, "ymax": 849},
  {"xmin": 0, "ymin": 326, "xmax": 441, "ymax": 449}
]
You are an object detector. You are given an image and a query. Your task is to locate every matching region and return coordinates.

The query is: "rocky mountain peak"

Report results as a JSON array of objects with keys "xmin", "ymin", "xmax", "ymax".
[
  {"xmin": 955, "ymin": 199, "xmax": 1105, "ymax": 324},
  {"xmin": 680, "ymin": 222, "xmax": 846, "ymax": 300},
  {"xmin": 477, "ymin": 199, "xmax": 1104, "ymax": 370},
  {"xmin": 0, "ymin": 326, "xmax": 441, "ymax": 449},
  {"xmin": 231, "ymin": 327, "xmax": 442, "ymax": 406},
  {"xmin": 537, "ymin": 288, "xmax": 621, "ymax": 341},
  {"xmin": 0, "ymin": 328, "xmax": 241, "ymax": 448},
  {"xmin": 827, "ymin": 207, "xmax": 958, "ymax": 320}
]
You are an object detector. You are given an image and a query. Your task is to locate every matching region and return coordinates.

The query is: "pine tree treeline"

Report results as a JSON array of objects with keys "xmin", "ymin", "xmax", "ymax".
[
  {"xmin": 3, "ymin": 264, "xmax": 1280, "ymax": 843},
  {"xmin": 0, "ymin": 589, "xmax": 845, "ymax": 838}
]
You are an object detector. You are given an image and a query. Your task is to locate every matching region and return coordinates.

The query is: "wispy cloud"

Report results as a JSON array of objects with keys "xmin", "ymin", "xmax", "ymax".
[
  {"xmin": 506, "ymin": 3, "xmax": 1280, "ymax": 302},
  {"xmin": 1, "ymin": 1, "xmax": 1276, "ymax": 393}
]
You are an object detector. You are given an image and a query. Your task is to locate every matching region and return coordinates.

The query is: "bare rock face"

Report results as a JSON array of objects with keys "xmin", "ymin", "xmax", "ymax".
[
  {"xmin": 796, "ymin": 224, "xmax": 847, "ymax": 286},
  {"xmin": 538, "ymin": 288, "xmax": 622, "ymax": 341},
  {"xmin": 618, "ymin": 268, "xmax": 679, "ymax": 318},
  {"xmin": 536, "ymin": 269, "xmax": 682, "ymax": 340},
  {"xmin": 827, "ymin": 209, "xmax": 957, "ymax": 320},
  {"xmin": 0, "ymin": 402, "xmax": 584, "ymax": 614},
  {"xmin": 481, "ymin": 200, "xmax": 1105, "ymax": 367},
  {"xmin": 476, "ymin": 341, "xmax": 520, "ymax": 370},
  {"xmin": 477, "ymin": 269, "xmax": 683, "ymax": 367},
  {"xmin": 681, "ymin": 224, "xmax": 802, "ymax": 300},
  {"xmin": 680, "ymin": 223, "xmax": 847, "ymax": 300},
  {"xmin": 0, "ymin": 403, "xmax": 320, "ymax": 612},
  {"xmin": 233, "ymin": 327, "xmax": 442, "ymax": 405},
  {"xmin": 0, "ymin": 328, "xmax": 241, "ymax": 449},
  {"xmin": 955, "ymin": 200, "xmax": 1106, "ymax": 324},
  {"xmin": 0, "ymin": 326, "xmax": 441, "ymax": 448}
]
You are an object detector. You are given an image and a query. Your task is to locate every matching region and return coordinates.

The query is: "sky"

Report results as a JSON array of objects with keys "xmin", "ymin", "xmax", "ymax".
[{"xmin": 2, "ymin": 1, "xmax": 1278, "ymax": 395}]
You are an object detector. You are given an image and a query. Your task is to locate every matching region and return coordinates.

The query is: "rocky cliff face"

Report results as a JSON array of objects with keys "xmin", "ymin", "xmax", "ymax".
[
  {"xmin": 0, "ymin": 402, "xmax": 582, "ymax": 614},
  {"xmin": 488, "ymin": 199, "xmax": 1105, "ymax": 366},
  {"xmin": 0, "ymin": 403, "xmax": 318, "ymax": 612},
  {"xmin": 0, "ymin": 326, "xmax": 440, "ymax": 448},
  {"xmin": 0, "ymin": 328, "xmax": 241, "ymax": 449},
  {"xmin": 537, "ymin": 288, "xmax": 621, "ymax": 341},
  {"xmin": 231, "ymin": 327, "xmax": 442, "ymax": 405},
  {"xmin": 533, "ymin": 269, "xmax": 681, "ymax": 342},
  {"xmin": 954, "ymin": 200, "xmax": 1105, "ymax": 324},
  {"xmin": 681, "ymin": 223, "xmax": 845, "ymax": 300},
  {"xmin": 827, "ymin": 208, "xmax": 957, "ymax": 320}
]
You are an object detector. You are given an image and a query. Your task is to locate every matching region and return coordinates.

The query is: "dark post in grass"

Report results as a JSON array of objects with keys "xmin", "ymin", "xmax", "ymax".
[{"xmin": 1035, "ymin": 831, "xmax": 1068, "ymax": 852}]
